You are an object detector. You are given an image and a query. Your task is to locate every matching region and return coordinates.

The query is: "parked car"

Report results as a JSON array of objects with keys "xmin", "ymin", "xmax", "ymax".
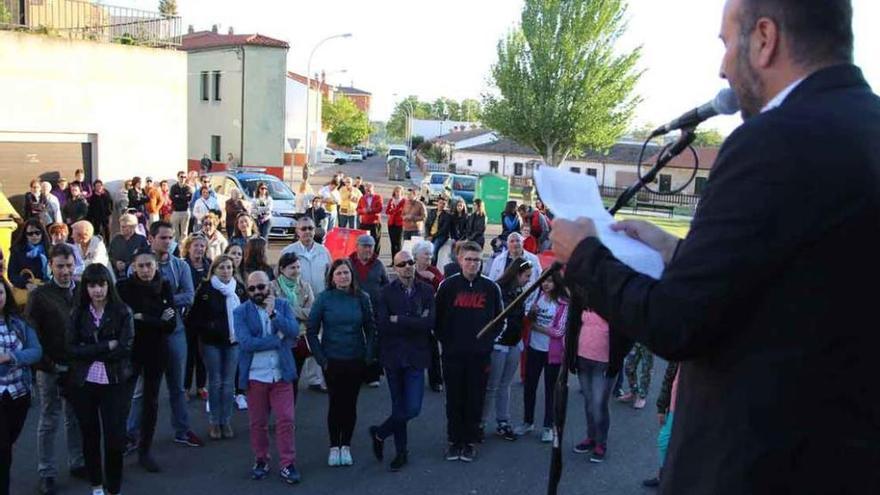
[
  {"xmin": 321, "ymin": 148, "xmax": 348, "ymax": 164},
  {"xmin": 205, "ymin": 170, "xmax": 299, "ymax": 239},
  {"xmin": 420, "ymin": 172, "xmax": 451, "ymax": 204},
  {"xmin": 350, "ymin": 151, "xmax": 364, "ymax": 162},
  {"xmin": 443, "ymin": 174, "xmax": 477, "ymax": 206}
]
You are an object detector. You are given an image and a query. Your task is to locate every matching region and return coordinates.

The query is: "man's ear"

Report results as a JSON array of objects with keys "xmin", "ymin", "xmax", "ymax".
[{"xmin": 752, "ymin": 17, "xmax": 781, "ymax": 69}]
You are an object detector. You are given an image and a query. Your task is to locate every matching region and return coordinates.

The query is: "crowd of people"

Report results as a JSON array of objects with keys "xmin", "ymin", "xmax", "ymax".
[{"xmin": 0, "ymin": 168, "xmax": 662, "ymax": 495}]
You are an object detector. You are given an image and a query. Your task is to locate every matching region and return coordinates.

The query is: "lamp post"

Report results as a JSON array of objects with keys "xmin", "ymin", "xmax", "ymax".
[{"xmin": 302, "ymin": 33, "xmax": 352, "ymax": 183}]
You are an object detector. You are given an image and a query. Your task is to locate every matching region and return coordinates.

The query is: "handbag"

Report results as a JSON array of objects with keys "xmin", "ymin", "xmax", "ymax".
[{"xmin": 12, "ymin": 269, "xmax": 41, "ymax": 308}]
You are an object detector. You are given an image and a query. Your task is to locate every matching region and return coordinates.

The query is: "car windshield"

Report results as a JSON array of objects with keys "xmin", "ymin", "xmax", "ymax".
[
  {"xmin": 430, "ymin": 175, "xmax": 448, "ymax": 184},
  {"xmin": 240, "ymin": 178, "xmax": 295, "ymax": 200},
  {"xmin": 389, "ymin": 149, "xmax": 406, "ymax": 157},
  {"xmin": 452, "ymin": 177, "xmax": 476, "ymax": 191}
]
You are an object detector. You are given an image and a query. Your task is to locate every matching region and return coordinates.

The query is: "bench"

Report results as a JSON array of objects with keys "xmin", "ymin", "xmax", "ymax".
[{"xmin": 633, "ymin": 201, "xmax": 675, "ymax": 218}]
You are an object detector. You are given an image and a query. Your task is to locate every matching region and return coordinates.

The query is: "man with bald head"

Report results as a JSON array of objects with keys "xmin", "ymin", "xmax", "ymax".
[
  {"xmin": 369, "ymin": 251, "xmax": 435, "ymax": 471},
  {"xmin": 234, "ymin": 271, "xmax": 301, "ymax": 484},
  {"xmin": 487, "ymin": 232, "xmax": 540, "ymax": 283}
]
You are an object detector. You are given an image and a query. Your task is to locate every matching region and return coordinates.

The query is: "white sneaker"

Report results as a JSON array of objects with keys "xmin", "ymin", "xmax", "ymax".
[
  {"xmin": 327, "ymin": 447, "xmax": 341, "ymax": 467},
  {"xmin": 367, "ymin": 381, "xmax": 381, "ymax": 388},
  {"xmin": 514, "ymin": 423, "xmax": 535, "ymax": 436},
  {"xmin": 339, "ymin": 446, "xmax": 353, "ymax": 466},
  {"xmin": 235, "ymin": 394, "xmax": 248, "ymax": 411},
  {"xmin": 541, "ymin": 427, "xmax": 554, "ymax": 443},
  {"xmin": 92, "ymin": 487, "xmax": 106, "ymax": 495},
  {"xmin": 205, "ymin": 400, "xmax": 210, "ymax": 414}
]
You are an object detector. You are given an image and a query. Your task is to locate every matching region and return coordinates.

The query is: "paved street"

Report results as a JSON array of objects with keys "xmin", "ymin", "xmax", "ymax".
[{"xmin": 10, "ymin": 156, "xmax": 666, "ymax": 495}]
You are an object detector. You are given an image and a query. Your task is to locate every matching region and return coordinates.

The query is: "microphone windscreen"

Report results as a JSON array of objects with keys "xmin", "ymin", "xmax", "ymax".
[{"xmin": 713, "ymin": 88, "xmax": 740, "ymax": 115}]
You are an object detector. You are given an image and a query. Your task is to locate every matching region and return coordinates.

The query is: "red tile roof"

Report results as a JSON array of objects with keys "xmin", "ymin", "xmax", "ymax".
[
  {"xmin": 181, "ymin": 31, "xmax": 289, "ymax": 51},
  {"xmin": 286, "ymin": 71, "xmax": 334, "ymax": 93}
]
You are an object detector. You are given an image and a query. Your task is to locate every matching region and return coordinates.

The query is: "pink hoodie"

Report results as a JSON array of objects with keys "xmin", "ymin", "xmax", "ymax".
[{"xmin": 577, "ymin": 311, "xmax": 610, "ymax": 363}]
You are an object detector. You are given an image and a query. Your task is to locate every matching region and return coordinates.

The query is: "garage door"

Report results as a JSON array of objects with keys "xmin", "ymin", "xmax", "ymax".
[{"xmin": 0, "ymin": 142, "xmax": 92, "ymax": 217}]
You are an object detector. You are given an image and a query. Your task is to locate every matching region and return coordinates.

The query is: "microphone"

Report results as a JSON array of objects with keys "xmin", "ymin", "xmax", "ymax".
[{"xmin": 650, "ymin": 89, "xmax": 739, "ymax": 137}]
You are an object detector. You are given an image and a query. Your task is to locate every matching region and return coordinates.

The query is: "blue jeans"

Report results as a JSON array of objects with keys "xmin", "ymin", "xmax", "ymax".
[
  {"xmin": 201, "ymin": 344, "xmax": 239, "ymax": 426},
  {"xmin": 658, "ymin": 411, "xmax": 675, "ymax": 468},
  {"xmin": 375, "ymin": 367, "xmax": 424, "ymax": 454},
  {"xmin": 338, "ymin": 214, "xmax": 356, "ymax": 229},
  {"xmin": 482, "ymin": 346, "xmax": 521, "ymax": 425},
  {"xmin": 576, "ymin": 357, "xmax": 616, "ymax": 445},
  {"xmin": 127, "ymin": 328, "xmax": 190, "ymax": 438},
  {"xmin": 257, "ymin": 220, "xmax": 270, "ymax": 239}
]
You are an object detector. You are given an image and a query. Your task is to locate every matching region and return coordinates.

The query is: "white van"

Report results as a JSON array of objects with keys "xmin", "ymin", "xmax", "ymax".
[{"xmin": 321, "ymin": 148, "xmax": 349, "ymax": 164}]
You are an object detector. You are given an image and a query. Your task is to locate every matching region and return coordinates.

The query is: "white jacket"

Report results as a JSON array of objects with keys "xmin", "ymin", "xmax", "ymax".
[
  {"xmin": 280, "ymin": 241, "xmax": 332, "ymax": 296},
  {"xmin": 487, "ymin": 249, "xmax": 542, "ymax": 285}
]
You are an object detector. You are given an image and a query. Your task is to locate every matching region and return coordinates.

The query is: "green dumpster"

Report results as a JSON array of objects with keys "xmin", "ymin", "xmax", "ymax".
[{"xmin": 475, "ymin": 174, "xmax": 510, "ymax": 225}]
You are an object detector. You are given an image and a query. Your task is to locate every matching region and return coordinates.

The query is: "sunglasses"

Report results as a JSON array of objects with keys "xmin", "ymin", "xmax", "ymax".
[
  {"xmin": 26, "ymin": 230, "xmax": 42, "ymax": 237},
  {"xmin": 394, "ymin": 260, "xmax": 416, "ymax": 268},
  {"xmin": 247, "ymin": 283, "xmax": 268, "ymax": 293}
]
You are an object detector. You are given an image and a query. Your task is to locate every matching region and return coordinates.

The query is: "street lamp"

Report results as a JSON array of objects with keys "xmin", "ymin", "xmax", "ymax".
[
  {"xmin": 393, "ymin": 93, "xmax": 415, "ymax": 159},
  {"xmin": 302, "ymin": 32, "xmax": 352, "ymax": 183}
]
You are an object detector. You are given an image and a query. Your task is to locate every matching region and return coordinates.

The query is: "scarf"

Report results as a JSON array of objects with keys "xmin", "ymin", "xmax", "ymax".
[
  {"xmin": 210, "ymin": 275, "xmax": 241, "ymax": 343},
  {"xmin": 25, "ymin": 242, "xmax": 48, "ymax": 278},
  {"xmin": 276, "ymin": 275, "xmax": 299, "ymax": 308}
]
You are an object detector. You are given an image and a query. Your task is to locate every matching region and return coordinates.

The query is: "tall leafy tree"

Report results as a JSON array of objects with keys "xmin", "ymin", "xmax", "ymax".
[
  {"xmin": 323, "ymin": 96, "xmax": 371, "ymax": 148},
  {"xmin": 482, "ymin": 0, "xmax": 642, "ymax": 167},
  {"xmin": 387, "ymin": 96, "xmax": 484, "ymax": 139},
  {"xmin": 693, "ymin": 128, "xmax": 725, "ymax": 146},
  {"xmin": 158, "ymin": 0, "xmax": 178, "ymax": 17}
]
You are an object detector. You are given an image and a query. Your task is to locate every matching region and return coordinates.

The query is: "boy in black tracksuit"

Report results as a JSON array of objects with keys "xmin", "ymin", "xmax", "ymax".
[{"xmin": 434, "ymin": 242, "xmax": 503, "ymax": 462}]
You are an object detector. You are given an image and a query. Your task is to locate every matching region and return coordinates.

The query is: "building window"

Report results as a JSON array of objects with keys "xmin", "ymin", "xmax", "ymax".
[
  {"xmin": 514, "ymin": 162, "xmax": 524, "ymax": 176},
  {"xmin": 211, "ymin": 135, "xmax": 221, "ymax": 161},
  {"xmin": 467, "ymin": 159, "xmax": 473, "ymax": 167},
  {"xmin": 587, "ymin": 168, "xmax": 597, "ymax": 177},
  {"xmin": 490, "ymin": 160, "xmax": 499, "ymax": 174},
  {"xmin": 659, "ymin": 174, "xmax": 672, "ymax": 193},
  {"xmin": 212, "ymin": 71, "xmax": 221, "ymax": 101},
  {"xmin": 694, "ymin": 176, "xmax": 708, "ymax": 195},
  {"xmin": 200, "ymin": 71, "xmax": 209, "ymax": 101},
  {"xmin": 569, "ymin": 167, "xmax": 581, "ymax": 174}
]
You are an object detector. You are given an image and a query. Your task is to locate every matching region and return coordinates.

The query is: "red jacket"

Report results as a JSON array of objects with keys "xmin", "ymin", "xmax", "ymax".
[
  {"xmin": 357, "ymin": 193, "xmax": 384, "ymax": 226},
  {"xmin": 385, "ymin": 197, "xmax": 405, "ymax": 227}
]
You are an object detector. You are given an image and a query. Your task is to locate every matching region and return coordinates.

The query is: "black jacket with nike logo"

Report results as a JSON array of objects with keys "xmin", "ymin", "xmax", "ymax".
[{"xmin": 434, "ymin": 273, "xmax": 503, "ymax": 357}]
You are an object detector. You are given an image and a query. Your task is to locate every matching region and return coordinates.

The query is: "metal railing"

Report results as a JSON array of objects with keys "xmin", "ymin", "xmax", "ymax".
[
  {"xmin": 0, "ymin": 0, "xmax": 182, "ymax": 48},
  {"xmin": 598, "ymin": 185, "xmax": 700, "ymax": 207}
]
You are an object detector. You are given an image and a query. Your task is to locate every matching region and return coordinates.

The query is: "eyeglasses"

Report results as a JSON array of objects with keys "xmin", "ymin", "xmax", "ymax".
[
  {"xmin": 135, "ymin": 262, "xmax": 154, "ymax": 268},
  {"xmin": 394, "ymin": 260, "xmax": 416, "ymax": 268},
  {"xmin": 247, "ymin": 283, "xmax": 268, "ymax": 293},
  {"xmin": 26, "ymin": 230, "xmax": 42, "ymax": 237},
  {"xmin": 462, "ymin": 257, "xmax": 481, "ymax": 263}
]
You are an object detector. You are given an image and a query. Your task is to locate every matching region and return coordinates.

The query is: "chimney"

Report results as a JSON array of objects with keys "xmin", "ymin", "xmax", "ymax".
[
  {"xmin": 187, "ymin": 25, "xmax": 194, "ymax": 34},
  {"xmin": 228, "ymin": 26, "xmax": 234, "ymax": 35},
  {"xmin": 211, "ymin": 24, "xmax": 218, "ymax": 33}
]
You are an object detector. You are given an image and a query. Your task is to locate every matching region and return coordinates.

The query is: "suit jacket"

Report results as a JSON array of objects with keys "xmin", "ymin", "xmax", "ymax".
[
  {"xmin": 376, "ymin": 279, "xmax": 435, "ymax": 369},
  {"xmin": 233, "ymin": 299, "xmax": 300, "ymax": 389},
  {"xmin": 565, "ymin": 64, "xmax": 880, "ymax": 494}
]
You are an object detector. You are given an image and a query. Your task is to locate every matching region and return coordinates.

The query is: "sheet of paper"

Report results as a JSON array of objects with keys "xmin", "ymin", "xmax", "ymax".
[{"xmin": 534, "ymin": 166, "xmax": 665, "ymax": 279}]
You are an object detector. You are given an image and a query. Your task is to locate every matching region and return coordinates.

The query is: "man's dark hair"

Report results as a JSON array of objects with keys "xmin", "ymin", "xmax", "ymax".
[
  {"xmin": 49, "ymin": 242, "xmax": 74, "ymax": 260},
  {"xmin": 458, "ymin": 241, "xmax": 482, "ymax": 255},
  {"xmin": 149, "ymin": 221, "xmax": 174, "ymax": 237},
  {"xmin": 740, "ymin": 0, "xmax": 853, "ymax": 66}
]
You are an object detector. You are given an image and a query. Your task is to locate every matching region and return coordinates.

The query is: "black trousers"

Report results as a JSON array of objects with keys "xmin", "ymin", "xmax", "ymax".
[
  {"xmin": 68, "ymin": 382, "xmax": 131, "ymax": 494},
  {"xmin": 91, "ymin": 219, "xmax": 112, "ymax": 246},
  {"xmin": 136, "ymin": 363, "xmax": 165, "ymax": 454},
  {"xmin": 523, "ymin": 347, "xmax": 560, "ymax": 428},
  {"xmin": 184, "ymin": 324, "xmax": 206, "ymax": 391},
  {"xmin": 362, "ymin": 362, "xmax": 383, "ymax": 384},
  {"xmin": 0, "ymin": 392, "xmax": 30, "ymax": 495},
  {"xmin": 362, "ymin": 222, "xmax": 382, "ymax": 255},
  {"xmin": 428, "ymin": 334, "xmax": 443, "ymax": 388},
  {"xmin": 388, "ymin": 225, "xmax": 403, "ymax": 261},
  {"xmin": 442, "ymin": 353, "xmax": 490, "ymax": 445},
  {"xmin": 324, "ymin": 359, "xmax": 365, "ymax": 447},
  {"xmin": 292, "ymin": 345, "xmax": 307, "ymax": 403}
]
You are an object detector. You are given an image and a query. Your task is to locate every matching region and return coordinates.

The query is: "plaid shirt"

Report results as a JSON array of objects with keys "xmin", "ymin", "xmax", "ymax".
[{"xmin": 0, "ymin": 321, "xmax": 27, "ymax": 399}]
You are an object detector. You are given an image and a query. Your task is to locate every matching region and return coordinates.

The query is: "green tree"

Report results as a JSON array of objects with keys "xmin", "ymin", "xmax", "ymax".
[
  {"xmin": 460, "ymin": 99, "xmax": 483, "ymax": 122},
  {"xmin": 693, "ymin": 128, "xmax": 725, "ymax": 146},
  {"xmin": 387, "ymin": 96, "xmax": 484, "ymax": 139},
  {"xmin": 158, "ymin": 0, "xmax": 178, "ymax": 17},
  {"xmin": 482, "ymin": 0, "xmax": 641, "ymax": 167},
  {"xmin": 323, "ymin": 96, "xmax": 371, "ymax": 148},
  {"xmin": 0, "ymin": 2, "xmax": 12, "ymax": 24}
]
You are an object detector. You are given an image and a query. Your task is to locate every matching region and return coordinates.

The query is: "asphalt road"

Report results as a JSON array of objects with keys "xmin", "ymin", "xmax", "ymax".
[{"xmin": 10, "ymin": 156, "xmax": 666, "ymax": 495}]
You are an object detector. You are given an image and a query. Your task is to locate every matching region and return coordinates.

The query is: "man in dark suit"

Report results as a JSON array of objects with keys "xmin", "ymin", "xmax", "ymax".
[{"xmin": 551, "ymin": 1, "xmax": 880, "ymax": 494}]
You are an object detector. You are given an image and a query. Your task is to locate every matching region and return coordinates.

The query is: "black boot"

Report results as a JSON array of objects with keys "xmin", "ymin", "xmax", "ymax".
[
  {"xmin": 138, "ymin": 450, "xmax": 161, "ymax": 473},
  {"xmin": 389, "ymin": 451, "xmax": 408, "ymax": 472},
  {"xmin": 369, "ymin": 425, "xmax": 384, "ymax": 461}
]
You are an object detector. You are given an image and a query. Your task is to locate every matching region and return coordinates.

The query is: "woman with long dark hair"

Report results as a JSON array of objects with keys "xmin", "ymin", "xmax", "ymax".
[
  {"xmin": 66, "ymin": 264, "xmax": 133, "ymax": 495},
  {"xmin": 515, "ymin": 267, "xmax": 569, "ymax": 443},
  {"xmin": 385, "ymin": 186, "xmax": 405, "ymax": 262},
  {"xmin": 500, "ymin": 200, "xmax": 521, "ymax": 240},
  {"xmin": 229, "ymin": 213, "xmax": 257, "ymax": 250},
  {"xmin": 449, "ymin": 198, "xmax": 469, "ymax": 243},
  {"xmin": 0, "ymin": 277, "xmax": 42, "ymax": 494},
  {"xmin": 483, "ymin": 257, "xmax": 533, "ymax": 441},
  {"xmin": 307, "ymin": 259, "xmax": 376, "ymax": 467},
  {"xmin": 188, "ymin": 255, "xmax": 246, "ymax": 440},
  {"xmin": 8, "ymin": 218, "xmax": 50, "ymax": 291},
  {"xmin": 116, "ymin": 249, "xmax": 176, "ymax": 473},
  {"xmin": 252, "ymin": 182, "xmax": 274, "ymax": 239},
  {"xmin": 466, "ymin": 199, "xmax": 487, "ymax": 249},
  {"xmin": 242, "ymin": 237, "xmax": 274, "ymax": 282},
  {"xmin": 127, "ymin": 177, "xmax": 148, "ymax": 228}
]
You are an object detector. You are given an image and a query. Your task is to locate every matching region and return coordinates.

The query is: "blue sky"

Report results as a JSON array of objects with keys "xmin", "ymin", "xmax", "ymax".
[{"xmin": 125, "ymin": 0, "xmax": 878, "ymax": 134}]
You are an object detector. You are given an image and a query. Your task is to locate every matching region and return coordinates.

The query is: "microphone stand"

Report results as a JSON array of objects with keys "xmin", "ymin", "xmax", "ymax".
[{"xmin": 476, "ymin": 126, "xmax": 697, "ymax": 495}]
